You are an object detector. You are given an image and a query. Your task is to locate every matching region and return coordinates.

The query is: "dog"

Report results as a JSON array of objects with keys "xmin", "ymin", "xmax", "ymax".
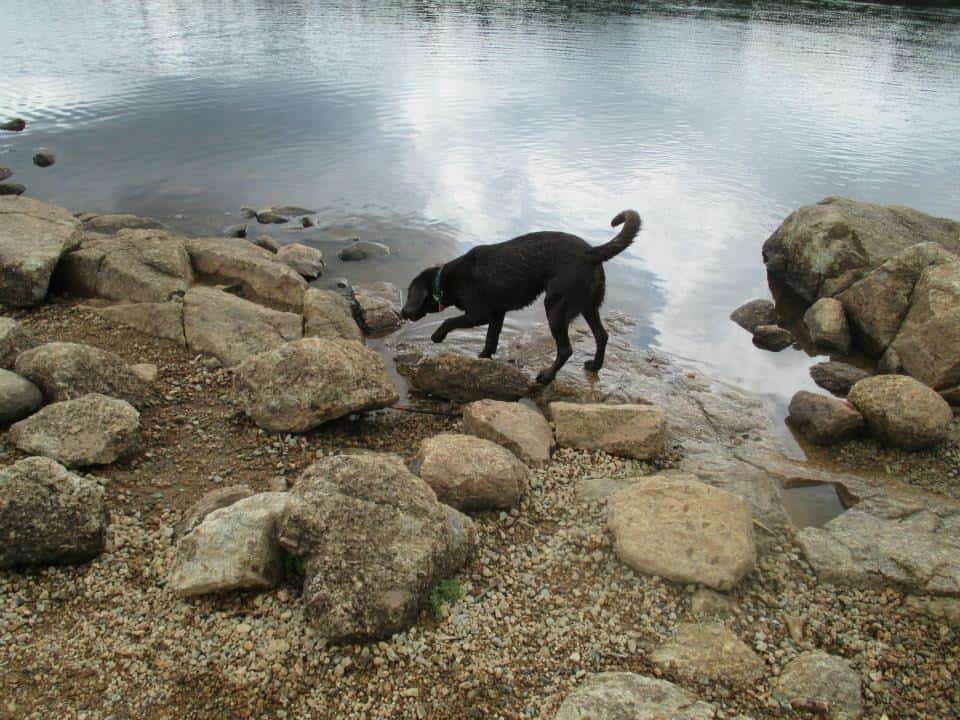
[{"xmin": 400, "ymin": 209, "xmax": 642, "ymax": 385}]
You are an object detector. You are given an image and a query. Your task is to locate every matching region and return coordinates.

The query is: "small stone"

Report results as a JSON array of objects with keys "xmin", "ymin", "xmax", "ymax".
[
  {"xmin": 752, "ymin": 325, "xmax": 794, "ymax": 351},
  {"xmin": 32, "ymin": 151, "xmax": 55, "ymax": 168},
  {"xmin": 730, "ymin": 299, "xmax": 777, "ymax": 333},
  {"xmin": 0, "ymin": 118, "xmax": 27, "ymax": 132},
  {"xmin": 224, "ymin": 223, "xmax": 247, "ymax": 238},
  {"xmin": 809, "ymin": 361, "xmax": 871, "ymax": 397}
]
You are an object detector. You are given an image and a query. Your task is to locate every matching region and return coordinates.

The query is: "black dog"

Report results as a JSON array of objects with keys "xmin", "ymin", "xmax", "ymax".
[{"xmin": 400, "ymin": 209, "xmax": 641, "ymax": 385}]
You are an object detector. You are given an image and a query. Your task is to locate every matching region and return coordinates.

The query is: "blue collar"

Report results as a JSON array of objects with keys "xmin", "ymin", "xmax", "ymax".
[{"xmin": 432, "ymin": 267, "xmax": 443, "ymax": 304}]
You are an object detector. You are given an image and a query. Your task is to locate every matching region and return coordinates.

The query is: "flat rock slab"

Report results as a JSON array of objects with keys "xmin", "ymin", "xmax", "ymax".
[
  {"xmin": 277, "ymin": 453, "xmax": 476, "ymax": 641},
  {"xmin": 774, "ymin": 651, "xmax": 863, "ymax": 719},
  {"xmin": 92, "ymin": 301, "xmax": 187, "ymax": 346},
  {"xmin": 56, "ymin": 228, "xmax": 193, "ymax": 303},
  {"xmin": 554, "ymin": 672, "xmax": 716, "ymax": 720},
  {"xmin": 183, "ymin": 286, "xmax": 302, "ymax": 367},
  {"xmin": 847, "ymin": 374, "xmax": 952, "ymax": 450},
  {"xmin": 235, "ymin": 338, "xmax": 398, "ymax": 432},
  {"xmin": 787, "ymin": 391, "xmax": 864, "ymax": 446},
  {"xmin": 0, "ymin": 368, "xmax": 43, "ymax": 424},
  {"xmin": 9, "ymin": 393, "xmax": 140, "ymax": 467},
  {"xmin": 15, "ymin": 341, "xmax": 149, "ymax": 407},
  {"xmin": 0, "ymin": 196, "xmax": 82, "ymax": 307},
  {"xmin": 185, "ymin": 236, "xmax": 307, "ymax": 310},
  {"xmin": 607, "ymin": 473, "xmax": 756, "ymax": 591},
  {"xmin": 0, "ymin": 317, "xmax": 38, "ymax": 370},
  {"xmin": 413, "ymin": 433, "xmax": 529, "ymax": 511},
  {"xmin": 168, "ymin": 492, "xmax": 289, "ymax": 597},
  {"xmin": 461, "ymin": 398, "xmax": 553, "ymax": 465},
  {"xmin": 0, "ymin": 457, "xmax": 109, "ymax": 568},
  {"xmin": 551, "ymin": 402, "xmax": 666, "ymax": 460},
  {"xmin": 302, "ymin": 287, "xmax": 362, "ymax": 342},
  {"xmin": 651, "ymin": 622, "xmax": 765, "ymax": 685},
  {"xmin": 395, "ymin": 350, "xmax": 533, "ymax": 403}
]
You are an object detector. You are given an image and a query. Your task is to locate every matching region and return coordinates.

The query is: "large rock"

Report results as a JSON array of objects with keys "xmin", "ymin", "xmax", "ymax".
[
  {"xmin": 276, "ymin": 242, "xmax": 324, "ymax": 280},
  {"xmin": 235, "ymin": 338, "xmax": 398, "ymax": 432},
  {"xmin": 607, "ymin": 474, "xmax": 756, "ymax": 591},
  {"xmin": 413, "ymin": 434, "xmax": 529, "ymax": 511},
  {"xmin": 184, "ymin": 237, "xmax": 307, "ymax": 310},
  {"xmin": 0, "ymin": 317, "xmax": 38, "ymax": 369},
  {"xmin": 395, "ymin": 350, "xmax": 533, "ymax": 403},
  {"xmin": 354, "ymin": 282, "xmax": 401, "ymax": 336},
  {"xmin": 168, "ymin": 492, "xmax": 289, "ymax": 597},
  {"xmin": 15, "ymin": 341, "xmax": 149, "ymax": 406},
  {"xmin": 0, "ymin": 457, "xmax": 109, "ymax": 568},
  {"xmin": 774, "ymin": 651, "xmax": 862, "ymax": 719},
  {"xmin": 461, "ymin": 399, "xmax": 553, "ymax": 465},
  {"xmin": 92, "ymin": 300, "xmax": 187, "ymax": 346},
  {"xmin": 837, "ymin": 242, "xmax": 958, "ymax": 360},
  {"xmin": 175, "ymin": 485, "xmax": 255, "ymax": 537},
  {"xmin": 751, "ymin": 324, "xmax": 794, "ymax": 351},
  {"xmin": 796, "ymin": 507, "xmax": 960, "ymax": 596},
  {"xmin": 277, "ymin": 453, "xmax": 476, "ymax": 640},
  {"xmin": 0, "ymin": 196, "xmax": 82, "ymax": 307},
  {"xmin": 551, "ymin": 402, "xmax": 666, "ymax": 460},
  {"xmin": 762, "ymin": 196, "xmax": 960, "ymax": 303},
  {"xmin": 9, "ymin": 393, "xmax": 140, "ymax": 467},
  {"xmin": 55, "ymin": 228, "xmax": 193, "ymax": 303},
  {"xmin": 302, "ymin": 288, "xmax": 362, "ymax": 342},
  {"xmin": 809, "ymin": 361, "xmax": 870, "ymax": 397},
  {"xmin": 0, "ymin": 369, "xmax": 43, "ymax": 424},
  {"xmin": 650, "ymin": 622, "xmax": 765, "ymax": 685},
  {"xmin": 803, "ymin": 297, "xmax": 851, "ymax": 355},
  {"xmin": 82, "ymin": 214, "xmax": 164, "ymax": 234},
  {"xmin": 183, "ymin": 286, "xmax": 302, "ymax": 367},
  {"xmin": 729, "ymin": 298, "xmax": 777, "ymax": 333},
  {"xmin": 847, "ymin": 375, "xmax": 952, "ymax": 450},
  {"xmin": 787, "ymin": 391, "xmax": 864, "ymax": 446},
  {"xmin": 554, "ymin": 673, "xmax": 715, "ymax": 720}
]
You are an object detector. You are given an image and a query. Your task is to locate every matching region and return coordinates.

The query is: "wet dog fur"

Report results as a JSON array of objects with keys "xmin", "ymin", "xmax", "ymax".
[{"xmin": 400, "ymin": 210, "xmax": 642, "ymax": 385}]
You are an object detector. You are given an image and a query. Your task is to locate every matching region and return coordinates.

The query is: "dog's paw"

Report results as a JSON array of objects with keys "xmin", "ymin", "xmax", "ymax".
[
  {"xmin": 584, "ymin": 359, "xmax": 601, "ymax": 373},
  {"xmin": 535, "ymin": 369, "xmax": 555, "ymax": 385},
  {"xmin": 477, "ymin": 350, "xmax": 493, "ymax": 359},
  {"xmin": 430, "ymin": 329, "xmax": 446, "ymax": 344}
]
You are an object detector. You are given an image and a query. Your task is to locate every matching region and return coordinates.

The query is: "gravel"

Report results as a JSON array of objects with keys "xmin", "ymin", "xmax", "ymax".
[{"xmin": 1, "ymin": 300, "xmax": 957, "ymax": 719}]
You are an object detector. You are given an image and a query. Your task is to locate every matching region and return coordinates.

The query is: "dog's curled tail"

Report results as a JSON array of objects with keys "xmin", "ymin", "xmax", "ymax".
[{"xmin": 590, "ymin": 209, "xmax": 642, "ymax": 264}]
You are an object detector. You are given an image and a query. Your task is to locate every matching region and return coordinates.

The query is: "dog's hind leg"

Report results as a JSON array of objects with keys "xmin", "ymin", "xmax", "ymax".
[
  {"xmin": 478, "ymin": 312, "xmax": 506, "ymax": 358},
  {"xmin": 582, "ymin": 305, "xmax": 608, "ymax": 372},
  {"xmin": 536, "ymin": 295, "xmax": 574, "ymax": 385},
  {"xmin": 431, "ymin": 313, "xmax": 486, "ymax": 344}
]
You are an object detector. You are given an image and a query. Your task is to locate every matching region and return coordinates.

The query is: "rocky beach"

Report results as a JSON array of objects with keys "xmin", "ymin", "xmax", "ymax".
[{"xmin": 0, "ymin": 191, "xmax": 958, "ymax": 719}]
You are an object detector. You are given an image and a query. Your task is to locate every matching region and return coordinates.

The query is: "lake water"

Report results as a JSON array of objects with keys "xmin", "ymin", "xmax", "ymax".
[{"xmin": 3, "ymin": 0, "xmax": 959, "ymax": 469}]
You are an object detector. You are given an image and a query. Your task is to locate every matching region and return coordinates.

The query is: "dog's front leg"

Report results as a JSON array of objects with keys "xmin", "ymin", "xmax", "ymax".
[
  {"xmin": 478, "ymin": 312, "xmax": 505, "ymax": 358},
  {"xmin": 431, "ymin": 314, "xmax": 485, "ymax": 343}
]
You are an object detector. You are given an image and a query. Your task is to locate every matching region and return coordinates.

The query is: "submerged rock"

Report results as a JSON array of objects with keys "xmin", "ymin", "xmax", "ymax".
[
  {"xmin": 0, "ymin": 118, "xmax": 27, "ymax": 132},
  {"xmin": 32, "ymin": 150, "xmax": 55, "ymax": 168},
  {"xmin": 255, "ymin": 210, "xmax": 288, "ymax": 224},
  {"xmin": 607, "ymin": 474, "xmax": 756, "ymax": 591},
  {"xmin": 9, "ymin": 393, "xmax": 140, "ymax": 468},
  {"xmin": 0, "ymin": 196, "xmax": 81, "ymax": 307},
  {"xmin": 277, "ymin": 453, "xmax": 476, "ymax": 641},
  {"xmin": 0, "ymin": 457, "xmax": 109, "ymax": 568},
  {"xmin": 235, "ymin": 338, "xmax": 398, "ymax": 432},
  {"xmin": 0, "ymin": 183, "xmax": 26, "ymax": 196},
  {"xmin": 338, "ymin": 239, "xmax": 390, "ymax": 261}
]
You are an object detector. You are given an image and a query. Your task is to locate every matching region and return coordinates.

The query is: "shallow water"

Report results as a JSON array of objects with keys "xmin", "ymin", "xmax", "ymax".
[{"xmin": 3, "ymin": 1, "xmax": 959, "ymax": 506}]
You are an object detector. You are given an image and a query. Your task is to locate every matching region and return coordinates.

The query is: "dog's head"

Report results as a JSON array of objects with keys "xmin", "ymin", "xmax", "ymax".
[{"xmin": 401, "ymin": 266, "xmax": 442, "ymax": 321}]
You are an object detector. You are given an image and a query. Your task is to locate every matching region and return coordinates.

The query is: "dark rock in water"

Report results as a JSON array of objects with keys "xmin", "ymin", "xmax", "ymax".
[
  {"xmin": 787, "ymin": 390, "xmax": 864, "ymax": 446},
  {"xmin": 395, "ymin": 349, "xmax": 533, "ymax": 403},
  {"xmin": 0, "ymin": 118, "xmax": 26, "ymax": 132},
  {"xmin": 270, "ymin": 205, "xmax": 314, "ymax": 216},
  {"xmin": 0, "ymin": 183, "xmax": 26, "ymax": 196},
  {"xmin": 255, "ymin": 210, "xmax": 288, "ymax": 224},
  {"xmin": 730, "ymin": 299, "xmax": 777, "ymax": 333},
  {"xmin": 32, "ymin": 151, "xmax": 55, "ymax": 168},
  {"xmin": 224, "ymin": 223, "xmax": 247, "ymax": 238},
  {"xmin": 0, "ymin": 167, "xmax": 12, "ymax": 182},
  {"xmin": 239, "ymin": 207, "xmax": 257, "ymax": 219},
  {"xmin": 338, "ymin": 239, "xmax": 391, "ymax": 262},
  {"xmin": 301, "ymin": 217, "xmax": 314, "ymax": 228},
  {"xmin": 751, "ymin": 325, "xmax": 794, "ymax": 351},
  {"xmin": 809, "ymin": 361, "xmax": 870, "ymax": 397},
  {"xmin": 331, "ymin": 276, "xmax": 352, "ymax": 291}
]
